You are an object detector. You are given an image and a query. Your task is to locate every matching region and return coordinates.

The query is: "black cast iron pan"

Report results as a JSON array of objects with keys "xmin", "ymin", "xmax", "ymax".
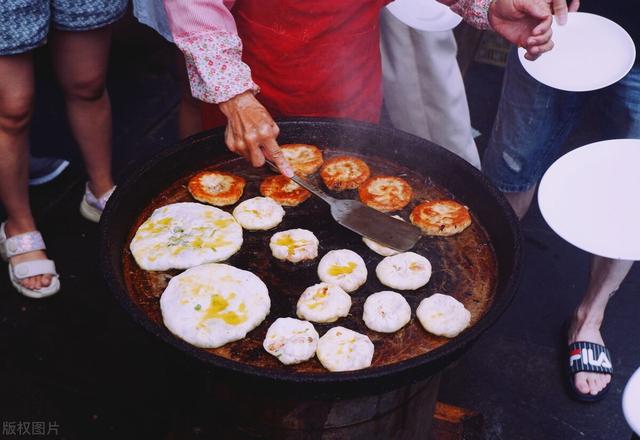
[{"xmin": 100, "ymin": 118, "xmax": 522, "ymax": 396}]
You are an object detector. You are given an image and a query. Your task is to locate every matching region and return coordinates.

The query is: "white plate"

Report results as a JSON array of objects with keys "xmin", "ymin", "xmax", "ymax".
[
  {"xmin": 386, "ymin": 0, "xmax": 462, "ymax": 32},
  {"xmin": 623, "ymin": 367, "xmax": 640, "ymax": 436},
  {"xmin": 518, "ymin": 12, "xmax": 636, "ymax": 92},
  {"xmin": 538, "ymin": 139, "xmax": 640, "ymax": 261}
]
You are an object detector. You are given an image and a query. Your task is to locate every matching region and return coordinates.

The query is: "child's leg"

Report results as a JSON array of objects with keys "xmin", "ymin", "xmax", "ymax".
[
  {"xmin": 0, "ymin": 53, "xmax": 53, "ymax": 290},
  {"xmin": 50, "ymin": 26, "xmax": 115, "ymax": 197}
]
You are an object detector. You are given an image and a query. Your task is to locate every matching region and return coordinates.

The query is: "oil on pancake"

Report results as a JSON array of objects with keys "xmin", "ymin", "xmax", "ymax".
[
  {"xmin": 160, "ymin": 263, "xmax": 270, "ymax": 348},
  {"xmin": 130, "ymin": 202, "xmax": 243, "ymax": 271}
]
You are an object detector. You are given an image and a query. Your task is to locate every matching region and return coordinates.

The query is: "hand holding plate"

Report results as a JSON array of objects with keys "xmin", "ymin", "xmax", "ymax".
[
  {"xmin": 551, "ymin": 0, "xmax": 580, "ymax": 26},
  {"xmin": 489, "ymin": 0, "xmax": 554, "ymax": 61}
]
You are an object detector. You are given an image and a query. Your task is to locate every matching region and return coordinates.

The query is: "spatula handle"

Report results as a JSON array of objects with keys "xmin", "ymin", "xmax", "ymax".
[{"xmin": 265, "ymin": 160, "xmax": 335, "ymax": 204}]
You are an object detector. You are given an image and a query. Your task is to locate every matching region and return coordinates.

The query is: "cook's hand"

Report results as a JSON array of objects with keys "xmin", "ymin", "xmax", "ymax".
[
  {"xmin": 551, "ymin": 0, "xmax": 580, "ymax": 25},
  {"xmin": 219, "ymin": 91, "xmax": 294, "ymax": 177},
  {"xmin": 489, "ymin": 0, "xmax": 554, "ymax": 61}
]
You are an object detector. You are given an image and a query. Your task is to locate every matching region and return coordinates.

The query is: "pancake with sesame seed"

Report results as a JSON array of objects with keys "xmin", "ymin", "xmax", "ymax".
[
  {"xmin": 358, "ymin": 176, "xmax": 412, "ymax": 212},
  {"xmin": 410, "ymin": 200, "xmax": 471, "ymax": 236},
  {"xmin": 188, "ymin": 171, "xmax": 245, "ymax": 206},
  {"xmin": 260, "ymin": 175, "xmax": 311, "ymax": 206},
  {"xmin": 281, "ymin": 144, "xmax": 324, "ymax": 176},
  {"xmin": 320, "ymin": 156, "xmax": 370, "ymax": 191}
]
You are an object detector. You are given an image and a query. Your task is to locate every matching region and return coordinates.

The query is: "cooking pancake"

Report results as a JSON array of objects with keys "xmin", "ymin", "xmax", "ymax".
[
  {"xmin": 270, "ymin": 229, "xmax": 319, "ymax": 263},
  {"xmin": 416, "ymin": 293, "xmax": 471, "ymax": 338},
  {"xmin": 160, "ymin": 263, "xmax": 270, "ymax": 348},
  {"xmin": 316, "ymin": 326, "xmax": 374, "ymax": 372},
  {"xmin": 281, "ymin": 144, "xmax": 324, "ymax": 176},
  {"xmin": 363, "ymin": 291, "xmax": 411, "ymax": 333},
  {"xmin": 260, "ymin": 175, "xmax": 311, "ymax": 206},
  {"xmin": 129, "ymin": 202, "xmax": 243, "ymax": 271},
  {"xmin": 362, "ymin": 215, "xmax": 404, "ymax": 256},
  {"xmin": 410, "ymin": 200, "xmax": 472, "ymax": 236},
  {"xmin": 376, "ymin": 252, "xmax": 432, "ymax": 290},
  {"xmin": 263, "ymin": 317, "xmax": 319, "ymax": 365},
  {"xmin": 358, "ymin": 176, "xmax": 412, "ymax": 212},
  {"xmin": 121, "ymin": 143, "xmax": 500, "ymax": 375},
  {"xmin": 320, "ymin": 156, "xmax": 371, "ymax": 191},
  {"xmin": 188, "ymin": 170, "xmax": 246, "ymax": 206},
  {"xmin": 232, "ymin": 196, "xmax": 285, "ymax": 230},
  {"xmin": 317, "ymin": 249, "xmax": 368, "ymax": 293},
  {"xmin": 296, "ymin": 282, "xmax": 352, "ymax": 323}
]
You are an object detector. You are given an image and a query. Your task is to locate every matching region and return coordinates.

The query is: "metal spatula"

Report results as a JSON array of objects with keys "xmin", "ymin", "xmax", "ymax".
[{"xmin": 266, "ymin": 161, "xmax": 422, "ymax": 251}]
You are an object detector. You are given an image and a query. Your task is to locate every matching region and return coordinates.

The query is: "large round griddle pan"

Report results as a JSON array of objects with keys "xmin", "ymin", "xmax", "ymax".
[{"xmin": 100, "ymin": 118, "xmax": 522, "ymax": 395}]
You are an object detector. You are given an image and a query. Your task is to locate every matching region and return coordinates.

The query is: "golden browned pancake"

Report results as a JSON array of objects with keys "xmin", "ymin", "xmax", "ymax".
[
  {"xmin": 358, "ymin": 176, "xmax": 412, "ymax": 212},
  {"xmin": 320, "ymin": 156, "xmax": 371, "ymax": 191},
  {"xmin": 281, "ymin": 144, "xmax": 324, "ymax": 176},
  {"xmin": 410, "ymin": 200, "xmax": 472, "ymax": 236},
  {"xmin": 260, "ymin": 175, "xmax": 311, "ymax": 206},
  {"xmin": 188, "ymin": 171, "xmax": 245, "ymax": 206}
]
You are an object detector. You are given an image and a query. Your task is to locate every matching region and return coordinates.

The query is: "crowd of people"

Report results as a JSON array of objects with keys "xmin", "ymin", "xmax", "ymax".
[{"xmin": 0, "ymin": 0, "xmax": 636, "ymax": 405}]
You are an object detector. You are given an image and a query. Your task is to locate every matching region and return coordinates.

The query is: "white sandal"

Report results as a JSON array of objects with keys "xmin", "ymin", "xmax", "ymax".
[
  {"xmin": 79, "ymin": 183, "xmax": 115, "ymax": 223},
  {"xmin": 0, "ymin": 222, "xmax": 60, "ymax": 299}
]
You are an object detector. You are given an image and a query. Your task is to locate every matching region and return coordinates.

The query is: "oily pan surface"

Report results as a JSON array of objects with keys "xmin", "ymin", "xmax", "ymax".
[{"xmin": 122, "ymin": 149, "xmax": 497, "ymax": 374}]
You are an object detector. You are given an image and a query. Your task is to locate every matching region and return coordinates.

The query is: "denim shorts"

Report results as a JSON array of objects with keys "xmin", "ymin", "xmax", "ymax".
[
  {"xmin": 132, "ymin": 0, "xmax": 173, "ymax": 42},
  {"xmin": 483, "ymin": 48, "xmax": 640, "ymax": 192},
  {"xmin": 0, "ymin": 0, "xmax": 128, "ymax": 56}
]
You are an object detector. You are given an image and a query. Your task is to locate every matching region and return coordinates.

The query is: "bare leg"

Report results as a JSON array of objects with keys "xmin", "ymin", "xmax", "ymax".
[
  {"xmin": 176, "ymin": 51, "xmax": 202, "ymax": 139},
  {"xmin": 50, "ymin": 27, "xmax": 114, "ymax": 197},
  {"xmin": 504, "ymin": 184, "xmax": 633, "ymax": 395},
  {"xmin": 503, "ymin": 185, "xmax": 537, "ymax": 221},
  {"xmin": 568, "ymin": 257, "xmax": 634, "ymax": 395},
  {"xmin": 0, "ymin": 53, "xmax": 52, "ymax": 290}
]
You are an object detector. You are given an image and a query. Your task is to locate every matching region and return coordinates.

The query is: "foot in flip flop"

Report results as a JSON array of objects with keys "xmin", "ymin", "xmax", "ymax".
[
  {"xmin": 0, "ymin": 221, "xmax": 60, "ymax": 298},
  {"xmin": 568, "ymin": 322, "xmax": 613, "ymax": 401}
]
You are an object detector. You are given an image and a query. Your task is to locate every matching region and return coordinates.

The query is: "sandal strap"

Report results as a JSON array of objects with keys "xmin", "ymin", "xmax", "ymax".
[
  {"xmin": 568, "ymin": 341, "xmax": 613, "ymax": 375},
  {"xmin": 12, "ymin": 259, "xmax": 57, "ymax": 280},
  {"xmin": 4, "ymin": 230, "xmax": 46, "ymax": 258}
]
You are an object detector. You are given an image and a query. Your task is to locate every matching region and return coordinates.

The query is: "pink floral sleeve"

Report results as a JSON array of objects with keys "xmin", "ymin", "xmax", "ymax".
[
  {"xmin": 164, "ymin": 0, "xmax": 259, "ymax": 104},
  {"xmin": 449, "ymin": 0, "xmax": 493, "ymax": 30}
]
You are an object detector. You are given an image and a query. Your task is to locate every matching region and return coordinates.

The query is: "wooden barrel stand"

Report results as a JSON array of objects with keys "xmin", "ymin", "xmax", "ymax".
[{"xmin": 194, "ymin": 373, "xmax": 443, "ymax": 439}]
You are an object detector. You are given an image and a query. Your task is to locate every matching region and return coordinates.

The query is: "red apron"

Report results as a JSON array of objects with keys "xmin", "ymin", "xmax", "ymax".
[{"xmin": 203, "ymin": 0, "xmax": 389, "ymax": 128}]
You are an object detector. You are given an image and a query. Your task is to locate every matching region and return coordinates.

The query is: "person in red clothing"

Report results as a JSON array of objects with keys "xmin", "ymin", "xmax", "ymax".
[{"xmin": 163, "ymin": 0, "xmax": 560, "ymax": 176}]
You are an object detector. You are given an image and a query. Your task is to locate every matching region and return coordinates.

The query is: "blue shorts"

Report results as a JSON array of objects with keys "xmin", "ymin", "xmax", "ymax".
[
  {"xmin": 0, "ymin": 0, "xmax": 128, "ymax": 56},
  {"xmin": 483, "ymin": 48, "xmax": 640, "ymax": 192},
  {"xmin": 132, "ymin": 0, "xmax": 173, "ymax": 43}
]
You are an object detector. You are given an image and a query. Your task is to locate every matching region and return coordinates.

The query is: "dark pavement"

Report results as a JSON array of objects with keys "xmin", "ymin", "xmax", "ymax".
[{"xmin": 1, "ymin": 17, "xmax": 638, "ymax": 440}]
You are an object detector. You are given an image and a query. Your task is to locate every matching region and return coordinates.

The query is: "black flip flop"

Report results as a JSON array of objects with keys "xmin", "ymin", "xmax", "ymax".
[{"xmin": 567, "ymin": 341, "xmax": 613, "ymax": 402}]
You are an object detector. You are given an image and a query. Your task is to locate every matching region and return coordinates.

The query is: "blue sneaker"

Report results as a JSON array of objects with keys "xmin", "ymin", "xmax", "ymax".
[{"xmin": 29, "ymin": 156, "xmax": 70, "ymax": 186}]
